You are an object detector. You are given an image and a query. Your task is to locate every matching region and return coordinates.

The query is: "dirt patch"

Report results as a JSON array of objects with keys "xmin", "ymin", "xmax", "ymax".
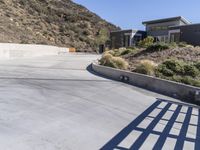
[{"xmin": 124, "ymin": 47, "xmax": 200, "ymax": 69}]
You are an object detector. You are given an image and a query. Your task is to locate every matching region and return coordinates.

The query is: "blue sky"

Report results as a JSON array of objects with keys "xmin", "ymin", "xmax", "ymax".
[{"xmin": 74, "ymin": 0, "xmax": 200, "ymax": 30}]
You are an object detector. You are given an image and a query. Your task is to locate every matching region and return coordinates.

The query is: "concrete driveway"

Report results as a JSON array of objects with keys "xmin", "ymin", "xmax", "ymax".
[{"xmin": 0, "ymin": 53, "xmax": 198, "ymax": 150}]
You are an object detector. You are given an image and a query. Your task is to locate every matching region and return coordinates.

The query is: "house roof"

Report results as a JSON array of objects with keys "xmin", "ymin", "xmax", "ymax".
[
  {"xmin": 110, "ymin": 29, "xmax": 145, "ymax": 33},
  {"xmin": 142, "ymin": 16, "xmax": 191, "ymax": 25}
]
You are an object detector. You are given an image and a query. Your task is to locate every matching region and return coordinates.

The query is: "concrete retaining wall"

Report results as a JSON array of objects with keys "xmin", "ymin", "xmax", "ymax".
[
  {"xmin": 0, "ymin": 43, "xmax": 69, "ymax": 59},
  {"xmin": 92, "ymin": 62, "xmax": 200, "ymax": 103}
]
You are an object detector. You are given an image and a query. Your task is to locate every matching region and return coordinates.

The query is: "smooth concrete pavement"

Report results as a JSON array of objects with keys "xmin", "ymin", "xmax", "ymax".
[{"xmin": 0, "ymin": 53, "xmax": 199, "ymax": 150}]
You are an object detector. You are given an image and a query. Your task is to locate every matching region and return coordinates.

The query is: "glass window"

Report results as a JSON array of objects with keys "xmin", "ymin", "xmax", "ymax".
[
  {"xmin": 149, "ymin": 26, "xmax": 168, "ymax": 31},
  {"xmin": 170, "ymin": 33, "xmax": 180, "ymax": 43},
  {"xmin": 161, "ymin": 36, "xmax": 165, "ymax": 42}
]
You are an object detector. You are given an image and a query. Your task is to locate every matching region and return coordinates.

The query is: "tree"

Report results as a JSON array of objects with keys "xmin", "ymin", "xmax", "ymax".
[{"xmin": 96, "ymin": 28, "xmax": 109, "ymax": 45}]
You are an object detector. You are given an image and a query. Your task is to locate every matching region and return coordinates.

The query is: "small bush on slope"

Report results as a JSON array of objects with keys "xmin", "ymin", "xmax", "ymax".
[
  {"xmin": 99, "ymin": 52, "xmax": 129, "ymax": 70},
  {"xmin": 134, "ymin": 60, "xmax": 157, "ymax": 76},
  {"xmin": 138, "ymin": 36, "xmax": 154, "ymax": 48},
  {"xmin": 146, "ymin": 42, "xmax": 170, "ymax": 52}
]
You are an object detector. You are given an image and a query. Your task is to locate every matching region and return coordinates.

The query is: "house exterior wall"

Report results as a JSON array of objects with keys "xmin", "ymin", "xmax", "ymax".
[
  {"xmin": 170, "ymin": 24, "xmax": 200, "ymax": 46},
  {"xmin": 110, "ymin": 30, "xmax": 146, "ymax": 49},
  {"xmin": 110, "ymin": 30, "xmax": 132, "ymax": 49},
  {"xmin": 146, "ymin": 20, "xmax": 183, "ymax": 36}
]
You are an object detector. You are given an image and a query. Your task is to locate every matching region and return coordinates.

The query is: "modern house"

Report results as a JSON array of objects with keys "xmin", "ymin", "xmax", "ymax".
[
  {"xmin": 110, "ymin": 16, "xmax": 200, "ymax": 49},
  {"xmin": 143, "ymin": 16, "xmax": 191, "ymax": 43},
  {"xmin": 110, "ymin": 29, "xmax": 146, "ymax": 49}
]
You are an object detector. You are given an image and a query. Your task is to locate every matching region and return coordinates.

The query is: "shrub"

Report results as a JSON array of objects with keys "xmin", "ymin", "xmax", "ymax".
[
  {"xmin": 95, "ymin": 28, "xmax": 109, "ymax": 45},
  {"xmin": 107, "ymin": 50, "xmax": 116, "ymax": 56},
  {"xmin": 184, "ymin": 64, "xmax": 199, "ymax": 77},
  {"xmin": 110, "ymin": 49, "xmax": 122, "ymax": 56},
  {"xmin": 178, "ymin": 42, "xmax": 188, "ymax": 47},
  {"xmin": 169, "ymin": 42, "xmax": 178, "ymax": 48},
  {"xmin": 82, "ymin": 29, "xmax": 90, "ymax": 36},
  {"xmin": 146, "ymin": 42, "xmax": 170, "ymax": 52},
  {"xmin": 195, "ymin": 62, "xmax": 200, "ymax": 70},
  {"xmin": 99, "ymin": 53, "xmax": 116, "ymax": 68},
  {"xmin": 180, "ymin": 76, "xmax": 200, "ymax": 87},
  {"xmin": 155, "ymin": 59, "xmax": 200, "ymax": 87},
  {"xmin": 111, "ymin": 57, "xmax": 129, "ymax": 70},
  {"xmin": 127, "ymin": 47, "xmax": 136, "ymax": 50},
  {"xmin": 161, "ymin": 60, "xmax": 199, "ymax": 77},
  {"xmin": 107, "ymin": 48, "xmax": 137, "ymax": 56},
  {"xmin": 120, "ymin": 48, "xmax": 135, "ymax": 55},
  {"xmin": 135, "ymin": 60, "xmax": 157, "ymax": 75},
  {"xmin": 162, "ymin": 59, "xmax": 185, "ymax": 74},
  {"xmin": 156, "ymin": 64, "xmax": 174, "ymax": 77},
  {"xmin": 99, "ymin": 53, "xmax": 129, "ymax": 70},
  {"xmin": 171, "ymin": 75, "xmax": 182, "ymax": 82},
  {"xmin": 138, "ymin": 36, "xmax": 154, "ymax": 48}
]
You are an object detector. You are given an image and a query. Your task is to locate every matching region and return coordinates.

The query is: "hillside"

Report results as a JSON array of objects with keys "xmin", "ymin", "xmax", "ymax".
[{"xmin": 0, "ymin": 0, "xmax": 119, "ymax": 51}]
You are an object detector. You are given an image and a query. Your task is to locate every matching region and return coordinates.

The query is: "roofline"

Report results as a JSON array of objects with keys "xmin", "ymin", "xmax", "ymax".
[
  {"xmin": 110, "ymin": 29, "xmax": 145, "ymax": 33},
  {"xmin": 169, "ymin": 23, "xmax": 200, "ymax": 28},
  {"xmin": 142, "ymin": 16, "xmax": 191, "ymax": 25}
]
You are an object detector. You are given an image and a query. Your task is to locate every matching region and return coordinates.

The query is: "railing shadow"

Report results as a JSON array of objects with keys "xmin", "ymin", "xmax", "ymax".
[{"xmin": 101, "ymin": 99, "xmax": 200, "ymax": 150}]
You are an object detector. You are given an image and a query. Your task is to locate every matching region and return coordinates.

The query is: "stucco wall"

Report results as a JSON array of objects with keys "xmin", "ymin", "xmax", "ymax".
[{"xmin": 0, "ymin": 43, "xmax": 69, "ymax": 59}]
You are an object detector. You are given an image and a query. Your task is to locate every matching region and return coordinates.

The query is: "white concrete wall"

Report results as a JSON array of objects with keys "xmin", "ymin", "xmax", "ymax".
[{"xmin": 0, "ymin": 43, "xmax": 69, "ymax": 59}]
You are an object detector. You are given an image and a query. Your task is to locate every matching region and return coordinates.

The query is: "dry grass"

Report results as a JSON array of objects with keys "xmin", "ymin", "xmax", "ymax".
[
  {"xmin": 134, "ymin": 60, "xmax": 157, "ymax": 75},
  {"xmin": 99, "ymin": 52, "xmax": 129, "ymax": 70}
]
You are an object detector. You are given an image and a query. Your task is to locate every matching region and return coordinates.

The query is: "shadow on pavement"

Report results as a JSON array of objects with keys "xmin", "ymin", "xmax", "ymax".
[{"xmin": 101, "ymin": 99, "xmax": 200, "ymax": 150}]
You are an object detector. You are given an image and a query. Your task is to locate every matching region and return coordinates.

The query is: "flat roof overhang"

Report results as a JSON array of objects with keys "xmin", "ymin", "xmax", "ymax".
[
  {"xmin": 142, "ymin": 16, "xmax": 191, "ymax": 25},
  {"xmin": 110, "ymin": 29, "xmax": 146, "ymax": 33}
]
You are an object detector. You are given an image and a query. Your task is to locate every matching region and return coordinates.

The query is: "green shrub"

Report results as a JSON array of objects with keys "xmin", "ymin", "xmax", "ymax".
[
  {"xmin": 127, "ymin": 47, "xmax": 137, "ymax": 50},
  {"xmin": 171, "ymin": 75, "xmax": 182, "ymax": 82},
  {"xmin": 99, "ymin": 53, "xmax": 129, "ymax": 70},
  {"xmin": 195, "ymin": 62, "xmax": 200, "ymax": 70},
  {"xmin": 184, "ymin": 64, "xmax": 199, "ymax": 77},
  {"xmin": 178, "ymin": 42, "xmax": 187, "ymax": 47},
  {"xmin": 156, "ymin": 59, "xmax": 200, "ymax": 87},
  {"xmin": 138, "ymin": 36, "xmax": 154, "ymax": 48},
  {"xmin": 135, "ymin": 60, "xmax": 157, "ymax": 75},
  {"xmin": 108, "ymin": 47, "xmax": 137, "ymax": 56},
  {"xmin": 120, "ymin": 48, "xmax": 136, "ymax": 55},
  {"xmin": 156, "ymin": 64, "xmax": 174, "ymax": 76},
  {"xmin": 169, "ymin": 42, "xmax": 178, "ymax": 48},
  {"xmin": 180, "ymin": 76, "xmax": 200, "ymax": 87},
  {"xmin": 162, "ymin": 59, "xmax": 185, "ymax": 74},
  {"xmin": 146, "ymin": 42, "xmax": 170, "ymax": 52}
]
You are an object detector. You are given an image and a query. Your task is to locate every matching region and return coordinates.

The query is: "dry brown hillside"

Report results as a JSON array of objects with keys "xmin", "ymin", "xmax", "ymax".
[{"xmin": 0, "ymin": 0, "xmax": 119, "ymax": 51}]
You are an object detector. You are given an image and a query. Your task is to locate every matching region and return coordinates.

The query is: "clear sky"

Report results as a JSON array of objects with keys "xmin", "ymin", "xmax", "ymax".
[{"xmin": 73, "ymin": 0, "xmax": 200, "ymax": 30}]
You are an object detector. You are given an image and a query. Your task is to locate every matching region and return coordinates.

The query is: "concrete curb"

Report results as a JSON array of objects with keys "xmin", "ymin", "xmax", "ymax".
[{"xmin": 92, "ymin": 62, "xmax": 200, "ymax": 103}]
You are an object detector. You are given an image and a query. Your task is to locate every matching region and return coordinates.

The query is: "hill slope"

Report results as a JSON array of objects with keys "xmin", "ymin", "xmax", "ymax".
[{"xmin": 0, "ymin": 0, "xmax": 119, "ymax": 51}]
